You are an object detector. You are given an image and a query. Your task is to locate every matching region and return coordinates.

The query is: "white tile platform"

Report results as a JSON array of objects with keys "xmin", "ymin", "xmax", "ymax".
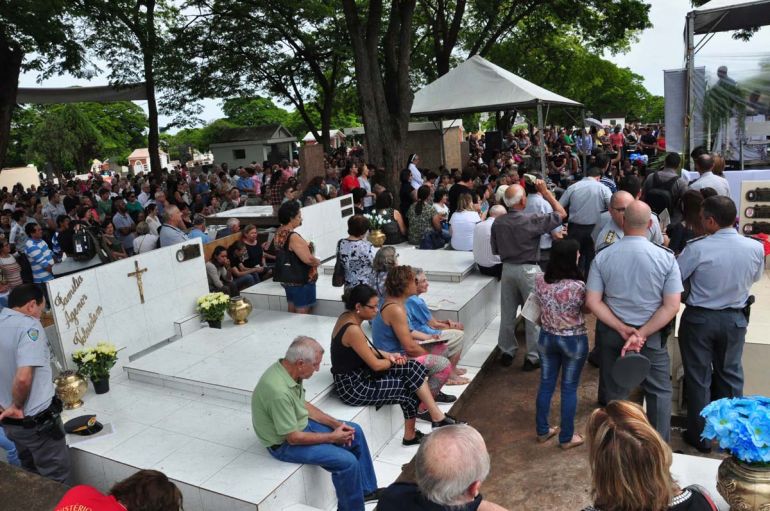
[
  {"xmin": 66, "ymin": 310, "xmax": 499, "ymax": 510},
  {"xmin": 243, "ymin": 273, "xmax": 500, "ymax": 345},
  {"xmin": 208, "ymin": 205, "xmax": 276, "ymax": 220},
  {"xmin": 320, "ymin": 244, "xmax": 477, "ymax": 282}
]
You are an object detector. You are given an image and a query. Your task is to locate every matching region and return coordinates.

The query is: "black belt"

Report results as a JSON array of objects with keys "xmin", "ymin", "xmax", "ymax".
[
  {"xmin": 1, "ymin": 397, "xmax": 62, "ymax": 428},
  {"xmin": 506, "ymin": 261, "xmax": 539, "ymax": 266},
  {"xmin": 686, "ymin": 305, "xmax": 743, "ymax": 313}
]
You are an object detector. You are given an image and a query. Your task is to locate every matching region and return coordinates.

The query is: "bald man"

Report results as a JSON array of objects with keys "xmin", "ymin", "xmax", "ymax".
[
  {"xmin": 491, "ymin": 182, "xmax": 567, "ymax": 369},
  {"xmin": 586, "ymin": 201, "xmax": 683, "ymax": 440}
]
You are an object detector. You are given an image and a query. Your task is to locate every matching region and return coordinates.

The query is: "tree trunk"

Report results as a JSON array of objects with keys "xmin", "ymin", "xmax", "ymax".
[
  {"xmin": 143, "ymin": 0, "xmax": 163, "ymax": 180},
  {"xmin": 341, "ymin": 0, "xmax": 415, "ymax": 200},
  {"xmin": 0, "ymin": 37, "xmax": 23, "ymax": 172}
]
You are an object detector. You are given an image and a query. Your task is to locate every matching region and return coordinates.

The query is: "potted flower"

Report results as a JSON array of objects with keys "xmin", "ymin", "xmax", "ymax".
[
  {"xmin": 72, "ymin": 342, "xmax": 119, "ymax": 394},
  {"xmin": 701, "ymin": 396, "xmax": 770, "ymax": 510},
  {"xmin": 197, "ymin": 292, "xmax": 230, "ymax": 328},
  {"xmin": 363, "ymin": 213, "xmax": 387, "ymax": 247}
]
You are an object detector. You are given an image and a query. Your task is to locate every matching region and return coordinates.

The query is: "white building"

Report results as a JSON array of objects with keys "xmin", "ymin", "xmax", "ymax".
[
  {"xmin": 302, "ymin": 129, "xmax": 346, "ymax": 149},
  {"xmin": 209, "ymin": 124, "xmax": 296, "ymax": 168}
]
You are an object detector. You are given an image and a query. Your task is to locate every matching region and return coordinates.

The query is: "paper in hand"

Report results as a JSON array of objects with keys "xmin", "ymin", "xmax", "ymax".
[{"xmin": 521, "ymin": 293, "xmax": 541, "ymax": 325}]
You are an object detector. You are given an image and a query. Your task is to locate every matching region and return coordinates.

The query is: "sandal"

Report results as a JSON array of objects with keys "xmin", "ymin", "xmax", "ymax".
[
  {"xmin": 455, "ymin": 368, "xmax": 468, "ymax": 376},
  {"xmin": 446, "ymin": 376, "xmax": 471, "ymax": 385},
  {"xmin": 537, "ymin": 427, "xmax": 559, "ymax": 443},
  {"xmin": 402, "ymin": 430, "xmax": 426, "ymax": 446},
  {"xmin": 560, "ymin": 434, "xmax": 585, "ymax": 450}
]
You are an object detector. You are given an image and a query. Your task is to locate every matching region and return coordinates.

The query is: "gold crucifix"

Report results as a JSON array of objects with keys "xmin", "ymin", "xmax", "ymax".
[{"xmin": 127, "ymin": 260, "xmax": 149, "ymax": 304}]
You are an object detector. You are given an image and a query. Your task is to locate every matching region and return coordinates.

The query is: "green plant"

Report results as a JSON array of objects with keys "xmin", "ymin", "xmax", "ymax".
[
  {"xmin": 197, "ymin": 292, "xmax": 229, "ymax": 322},
  {"xmin": 72, "ymin": 342, "xmax": 118, "ymax": 381}
]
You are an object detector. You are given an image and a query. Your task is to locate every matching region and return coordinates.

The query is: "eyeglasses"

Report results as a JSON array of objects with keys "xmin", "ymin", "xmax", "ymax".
[{"xmin": 362, "ymin": 304, "xmax": 378, "ymax": 310}]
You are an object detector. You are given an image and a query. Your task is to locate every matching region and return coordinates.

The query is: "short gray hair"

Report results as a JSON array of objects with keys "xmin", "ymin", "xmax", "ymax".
[
  {"xmin": 503, "ymin": 186, "xmax": 525, "ymax": 208},
  {"xmin": 284, "ymin": 336, "xmax": 323, "ymax": 363},
  {"xmin": 135, "ymin": 221, "xmax": 150, "ymax": 235},
  {"xmin": 163, "ymin": 205, "xmax": 179, "ymax": 223},
  {"xmin": 489, "ymin": 205, "xmax": 507, "ymax": 218},
  {"xmin": 415, "ymin": 424, "xmax": 490, "ymax": 506},
  {"xmin": 226, "ymin": 217, "xmax": 240, "ymax": 229}
]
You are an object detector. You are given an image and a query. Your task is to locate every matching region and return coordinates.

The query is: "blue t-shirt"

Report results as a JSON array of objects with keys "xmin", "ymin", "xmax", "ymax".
[
  {"xmin": 372, "ymin": 305, "xmax": 403, "ymax": 354},
  {"xmin": 405, "ymin": 296, "xmax": 440, "ymax": 335}
]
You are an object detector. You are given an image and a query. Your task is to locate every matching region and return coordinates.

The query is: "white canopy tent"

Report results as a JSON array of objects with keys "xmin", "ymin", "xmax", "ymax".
[
  {"xmin": 685, "ymin": 0, "xmax": 770, "ymax": 160},
  {"xmin": 411, "ymin": 55, "xmax": 582, "ymax": 171},
  {"xmin": 16, "ymin": 83, "xmax": 147, "ymax": 104}
]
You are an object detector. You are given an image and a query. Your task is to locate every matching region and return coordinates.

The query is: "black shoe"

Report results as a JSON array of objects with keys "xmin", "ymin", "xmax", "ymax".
[
  {"xmin": 416, "ymin": 410, "xmax": 432, "ymax": 423},
  {"xmin": 432, "ymin": 414, "xmax": 466, "ymax": 428},
  {"xmin": 681, "ymin": 430, "xmax": 712, "ymax": 453},
  {"xmin": 500, "ymin": 353, "xmax": 514, "ymax": 367},
  {"xmin": 522, "ymin": 359, "xmax": 541, "ymax": 372},
  {"xmin": 402, "ymin": 430, "xmax": 426, "ymax": 446},
  {"xmin": 435, "ymin": 391, "xmax": 457, "ymax": 403},
  {"xmin": 587, "ymin": 348, "xmax": 601, "ymax": 368},
  {"xmin": 364, "ymin": 487, "xmax": 388, "ymax": 501}
]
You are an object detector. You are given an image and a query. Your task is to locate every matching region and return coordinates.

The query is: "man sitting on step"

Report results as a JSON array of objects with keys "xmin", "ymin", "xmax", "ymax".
[
  {"xmin": 378, "ymin": 424, "xmax": 507, "ymax": 510},
  {"xmin": 251, "ymin": 336, "xmax": 384, "ymax": 511}
]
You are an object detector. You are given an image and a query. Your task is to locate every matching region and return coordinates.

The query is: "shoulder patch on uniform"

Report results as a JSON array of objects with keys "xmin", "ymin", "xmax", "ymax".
[
  {"xmin": 685, "ymin": 235, "xmax": 707, "ymax": 245},
  {"xmin": 603, "ymin": 230, "xmax": 618, "ymax": 245},
  {"xmin": 27, "ymin": 328, "xmax": 39, "ymax": 341},
  {"xmin": 653, "ymin": 243, "xmax": 674, "ymax": 254}
]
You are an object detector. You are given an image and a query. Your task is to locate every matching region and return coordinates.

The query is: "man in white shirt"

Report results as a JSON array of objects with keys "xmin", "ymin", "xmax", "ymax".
[
  {"xmin": 137, "ymin": 182, "xmax": 152, "ymax": 207},
  {"xmin": 689, "ymin": 154, "xmax": 730, "ymax": 197},
  {"xmin": 473, "ymin": 205, "xmax": 505, "ymax": 279},
  {"xmin": 522, "ymin": 174, "xmax": 563, "ymax": 270}
]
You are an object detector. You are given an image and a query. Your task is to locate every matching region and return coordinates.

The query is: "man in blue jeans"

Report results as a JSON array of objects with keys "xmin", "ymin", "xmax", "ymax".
[{"xmin": 251, "ymin": 336, "xmax": 383, "ymax": 510}]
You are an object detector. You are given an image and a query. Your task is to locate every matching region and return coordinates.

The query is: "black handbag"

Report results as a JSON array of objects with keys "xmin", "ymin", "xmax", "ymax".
[
  {"xmin": 273, "ymin": 232, "xmax": 310, "ymax": 285},
  {"xmin": 332, "ymin": 239, "xmax": 345, "ymax": 287}
]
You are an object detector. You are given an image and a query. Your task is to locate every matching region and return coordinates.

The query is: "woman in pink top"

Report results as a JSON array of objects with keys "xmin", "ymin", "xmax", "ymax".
[{"xmin": 533, "ymin": 239, "xmax": 589, "ymax": 449}]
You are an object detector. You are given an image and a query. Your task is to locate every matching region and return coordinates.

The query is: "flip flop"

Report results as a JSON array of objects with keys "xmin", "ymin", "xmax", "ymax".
[
  {"xmin": 455, "ymin": 368, "xmax": 468, "ymax": 376},
  {"xmin": 537, "ymin": 427, "xmax": 559, "ymax": 443},
  {"xmin": 446, "ymin": 376, "xmax": 471, "ymax": 385},
  {"xmin": 560, "ymin": 434, "xmax": 585, "ymax": 450}
]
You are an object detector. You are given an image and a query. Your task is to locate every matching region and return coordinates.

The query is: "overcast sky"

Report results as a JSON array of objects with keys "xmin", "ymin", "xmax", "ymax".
[{"xmin": 18, "ymin": 0, "xmax": 770, "ymax": 128}]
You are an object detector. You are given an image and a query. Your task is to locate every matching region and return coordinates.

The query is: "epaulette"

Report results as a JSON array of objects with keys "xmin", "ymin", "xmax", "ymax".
[
  {"xmin": 685, "ymin": 235, "xmax": 707, "ymax": 245},
  {"xmin": 653, "ymin": 242, "xmax": 674, "ymax": 254},
  {"xmin": 652, "ymin": 211, "xmax": 659, "ymax": 219},
  {"xmin": 596, "ymin": 243, "xmax": 613, "ymax": 254}
]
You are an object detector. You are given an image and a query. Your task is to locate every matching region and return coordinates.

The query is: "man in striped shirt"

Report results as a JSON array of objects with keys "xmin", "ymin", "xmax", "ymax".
[{"xmin": 23, "ymin": 224, "xmax": 54, "ymax": 283}]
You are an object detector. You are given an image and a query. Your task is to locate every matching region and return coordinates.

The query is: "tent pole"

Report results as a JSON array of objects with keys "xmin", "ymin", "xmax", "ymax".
[
  {"xmin": 686, "ymin": 12, "xmax": 695, "ymax": 168},
  {"xmin": 438, "ymin": 119, "xmax": 446, "ymax": 168},
  {"xmin": 537, "ymin": 102, "xmax": 547, "ymax": 175}
]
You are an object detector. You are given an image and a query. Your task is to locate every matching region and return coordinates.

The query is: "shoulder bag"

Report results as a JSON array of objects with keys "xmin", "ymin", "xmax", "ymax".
[{"xmin": 273, "ymin": 231, "xmax": 310, "ymax": 285}]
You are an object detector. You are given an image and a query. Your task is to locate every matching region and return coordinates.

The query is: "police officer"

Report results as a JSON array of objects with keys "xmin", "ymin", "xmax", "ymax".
[
  {"xmin": 592, "ymin": 191, "xmax": 664, "ymax": 251},
  {"xmin": 586, "ymin": 201, "xmax": 683, "ymax": 441},
  {"xmin": 677, "ymin": 196, "xmax": 765, "ymax": 452},
  {"xmin": 559, "ymin": 154, "xmax": 612, "ymax": 274},
  {"xmin": 0, "ymin": 284, "xmax": 70, "ymax": 483}
]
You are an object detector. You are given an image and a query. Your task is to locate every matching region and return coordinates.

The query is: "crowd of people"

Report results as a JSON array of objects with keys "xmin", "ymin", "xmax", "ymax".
[{"xmin": 0, "ymin": 122, "xmax": 766, "ymax": 511}]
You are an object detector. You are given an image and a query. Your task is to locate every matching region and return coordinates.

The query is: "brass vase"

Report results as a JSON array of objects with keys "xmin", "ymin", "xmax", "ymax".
[
  {"xmin": 717, "ymin": 456, "xmax": 770, "ymax": 510},
  {"xmin": 227, "ymin": 296, "xmax": 253, "ymax": 325},
  {"xmin": 368, "ymin": 230, "xmax": 386, "ymax": 248},
  {"xmin": 54, "ymin": 371, "xmax": 87, "ymax": 409}
]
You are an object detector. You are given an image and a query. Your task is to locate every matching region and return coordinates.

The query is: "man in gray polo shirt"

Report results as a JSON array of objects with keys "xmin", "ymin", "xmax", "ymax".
[
  {"xmin": 0, "ymin": 284, "xmax": 70, "ymax": 483},
  {"xmin": 586, "ymin": 201, "xmax": 682, "ymax": 440},
  {"xmin": 689, "ymin": 153, "xmax": 730, "ymax": 197},
  {"xmin": 491, "ymin": 182, "xmax": 566, "ymax": 370},
  {"xmin": 559, "ymin": 157, "xmax": 612, "ymax": 274},
  {"xmin": 159, "ymin": 205, "xmax": 189, "ymax": 248}
]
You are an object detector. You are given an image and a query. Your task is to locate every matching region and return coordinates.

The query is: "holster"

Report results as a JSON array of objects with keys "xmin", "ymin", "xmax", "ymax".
[{"xmin": 743, "ymin": 295, "xmax": 755, "ymax": 322}]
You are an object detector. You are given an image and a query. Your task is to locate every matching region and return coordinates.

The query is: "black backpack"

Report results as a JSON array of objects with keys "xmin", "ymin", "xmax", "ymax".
[
  {"xmin": 646, "ymin": 173, "xmax": 678, "ymax": 215},
  {"xmin": 72, "ymin": 225, "xmax": 98, "ymax": 261}
]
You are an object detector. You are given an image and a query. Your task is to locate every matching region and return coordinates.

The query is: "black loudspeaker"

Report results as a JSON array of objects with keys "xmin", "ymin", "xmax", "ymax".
[{"xmin": 485, "ymin": 131, "xmax": 503, "ymax": 152}]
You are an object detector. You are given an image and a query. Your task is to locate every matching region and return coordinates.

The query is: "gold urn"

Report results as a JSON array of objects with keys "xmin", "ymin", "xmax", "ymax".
[
  {"xmin": 227, "ymin": 296, "xmax": 253, "ymax": 325},
  {"xmin": 717, "ymin": 456, "xmax": 770, "ymax": 510},
  {"xmin": 54, "ymin": 371, "xmax": 88, "ymax": 409},
  {"xmin": 368, "ymin": 230, "xmax": 386, "ymax": 248}
]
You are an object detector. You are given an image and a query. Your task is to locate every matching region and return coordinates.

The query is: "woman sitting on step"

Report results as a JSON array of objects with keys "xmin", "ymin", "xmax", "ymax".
[
  {"xmin": 582, "ymin": 401, "xmax": 717, "ymax": 511},
  {"xmin": 372, "ymin": 266, "xmax": 458, "ymax": 420},
  {"xmin": 331, "ymin": 285, "xmax": 462, "ymax": 445}
]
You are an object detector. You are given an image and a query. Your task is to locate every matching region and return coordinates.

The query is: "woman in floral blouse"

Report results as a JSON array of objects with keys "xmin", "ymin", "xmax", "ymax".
[
  {"xmin": 406, "ymin": 185, "xmax": 442, "ymax": 245},
  {"xmin": 533, "ymin": 238, "xmax": 588, "ymax": 450},
  {"xmin": 338, "ymin": 215, "xmax": 375, "ymax": 292}
]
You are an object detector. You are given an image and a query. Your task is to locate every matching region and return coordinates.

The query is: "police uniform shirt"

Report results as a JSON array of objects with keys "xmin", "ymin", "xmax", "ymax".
[
  {"xmin": 587, "ymin": 236, "xmax": 683, "ymax": 326},
  {"xmin": 523, "ymin": 193, "xmax": 563, "ymax": 250},
  {"xmin": 558, "ymin": 177, "xmax": 612, "ymax": 225},
  {"xmin": 689, "ymin": 171, "xmax": 731, "ymax": 197},
  {"xmin": 0, "ymin": 308, "xmax": 54, "ymax": 416},
  {"xmin": 591, "ymin": 211, "xmax": 663, "ymax": 251},
  {"xmin": 158, "ymin": 224, "xmax": 189, "ymax": 247},
  {"xmin": 677, "ymin": 228, "xmax": 765, "ymax": 309}
]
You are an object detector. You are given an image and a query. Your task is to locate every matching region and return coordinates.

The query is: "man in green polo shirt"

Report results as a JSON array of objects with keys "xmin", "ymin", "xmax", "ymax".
[{"xmin": 252, "ymin": 336, "xmax": 382, "ymax": 511}]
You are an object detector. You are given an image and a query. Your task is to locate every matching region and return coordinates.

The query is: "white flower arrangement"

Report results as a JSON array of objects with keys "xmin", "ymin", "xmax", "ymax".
[
  {"xmin": 197, "ymin": 292, "xmax": 230, "ymax": 321},
  {"xmin": 72, "ymin": 342, "xmax": 118, "ymax": 381},
  {"xmin": 364, "ymin": 213, "xmax": 387, "ymax": 230}
]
